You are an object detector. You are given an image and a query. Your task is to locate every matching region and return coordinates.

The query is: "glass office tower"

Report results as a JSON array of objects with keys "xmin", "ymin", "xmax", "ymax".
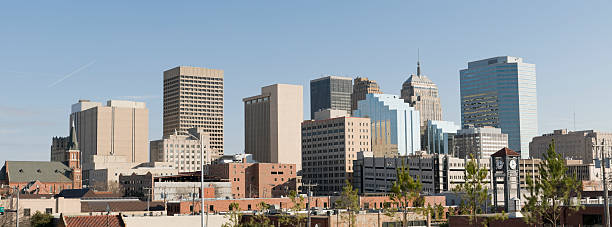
[
  {"xmin": 426, "ymin": 120, "xmax": 461, "ymax": 155},
  {"xmin": 354, "ymin": 94, "xmax": 420, "ymax": 156},
  {"xmin": 460, "ymin": 56, "xmax": 537, "ymax": 159},
  {"xmin": 310, "ymin": 76, "xmax": 352, "ymax": 119}
]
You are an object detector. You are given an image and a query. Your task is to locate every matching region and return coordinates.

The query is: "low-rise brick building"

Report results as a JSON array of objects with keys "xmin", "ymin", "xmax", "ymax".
[{"xmin": 205, "ymin": 161, "xmax": 297, "ymax": 198}]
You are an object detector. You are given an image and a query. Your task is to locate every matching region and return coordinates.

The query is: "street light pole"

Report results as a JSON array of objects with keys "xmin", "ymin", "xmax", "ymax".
[
  {"xmin": 601, "ymin": 139, "xmax": 610, "ymax": 227},
  {"xmin": 185, "ymin": 131, "xmax": 207, "ymax": 227},
  {"xmin": 15, "ymin": 186, "xmax": 19, "ymax": 227}
]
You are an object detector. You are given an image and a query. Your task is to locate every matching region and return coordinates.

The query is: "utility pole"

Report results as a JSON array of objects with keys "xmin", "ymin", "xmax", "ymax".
[
  {"xmin": 15, "ymin": 186, "xmax": 19, "ymax": 227},
  {"xmin": 302, "ymin": 181, "xmax": 317, "ymax": 227},
  {"xmin": 601, "ymin": 138, "xmax": 610, "ymax": 227},
  {"xmin": 185, "ymin": 131, "xmax": 207, "ymax": 227},
  {"xmin": 192, "ymin": 185, "xmax": 196, "ymax": 215},
  {"xmin": 143, "ymin": 187, "xmax": 152, "ymax": 214}
]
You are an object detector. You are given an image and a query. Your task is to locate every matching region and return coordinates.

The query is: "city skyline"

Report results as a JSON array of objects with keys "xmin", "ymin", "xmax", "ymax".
[{"xmin": 2, "ymin": 1, "xmax": 612, "ymax": 164}]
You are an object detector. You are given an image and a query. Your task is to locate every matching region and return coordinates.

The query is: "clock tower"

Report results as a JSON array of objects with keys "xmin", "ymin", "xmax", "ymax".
[{"xmin": 491, "ymin": 147, "xmax": 521, "ymax": 212}]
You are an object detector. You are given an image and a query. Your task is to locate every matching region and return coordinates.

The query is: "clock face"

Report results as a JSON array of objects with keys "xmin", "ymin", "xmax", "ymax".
[
  {"xmin": 496, "ymin": 159, "xmax": 504, "ymax": 170},
  {"xmin": 509, "ymin": 159, "xmax": 517, "ymax": 170}
]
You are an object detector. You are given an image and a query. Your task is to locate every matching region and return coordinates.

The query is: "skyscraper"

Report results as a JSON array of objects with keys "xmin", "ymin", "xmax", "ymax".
[
  {"xmin": 70, "ymin": 99, "xmax": 149, "ymax": 186},
  {"xmin": 243, "ymin": 84, "xmax": 303, "ymax": 170},
  {"xmin": 401, "ymin": 61, "xmax": 443, "ymax": 150},
  {"xmin": 163, "ymin": 66, "xmax": 224, "ymax": 158},
  {"xmin": 309, "ymin": 76, "xmax": 352, "ymax": 119},
  {"xmin": 460, "ymin": 56, "xmax": 537, "ymax": 159},
  {"xmin": 350, "ymin": 77, "xmax": 383, "ymax": 113},
  {"xmin": 353, "ymin": 94, "xmax": 420, "ymax": 156}
]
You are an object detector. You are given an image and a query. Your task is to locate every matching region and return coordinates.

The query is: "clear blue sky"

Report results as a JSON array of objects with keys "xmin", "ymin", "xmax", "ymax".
[{"xmin": 1, "ymin": 1, "xmax": 611, "ymax": 164}]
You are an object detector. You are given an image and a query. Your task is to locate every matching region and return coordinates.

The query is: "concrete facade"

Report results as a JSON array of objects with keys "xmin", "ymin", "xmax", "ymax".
[
  {"xmin": 152, "ymin": 181, "xmax": 231, "ymax": 201},
  {"xmin": 121, "ymin": 215, "xmax": 229, "ymax": 227},
  {"xmin": 0, "ymin": 195, "xmax": 81, "ymax": 221},
  {"xmin": 90, "ymin": 161, "xmax": 178, "ymax": 191},
  {"xmin": 163, "ymin": 66, "xmax": 224, "ymax": 158},
  {"xmin": 70, "ymin": 100, "xmax": 149, "ymax": 187},
  {"xmin": 150, "ymin": 128, "xmax": 213, "ymax": 172},
  {"xmin": 350, "ymin": 77, "xmax": 382, "ymax": 112},
  {"xmin": 301, "ymin": 116, "xmax": 371, "ymax": 195},
  {"xmin": 529, "ymin": 129, "xmax": 612, "ymax": 164},
  {"xmin": 460, "ymin": 56, "xmax": 538, "ymax": 159},
  {"xmin": 454, "ymin": 126, "xmax": 508, "ymax": 159},
  {"xmin": 243, "ymin": 84, "xmax": 303, "ymax": 170}
]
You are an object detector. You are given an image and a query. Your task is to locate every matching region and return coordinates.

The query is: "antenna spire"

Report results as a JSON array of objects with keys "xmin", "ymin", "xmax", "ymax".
[{"xmin": 417, "ymin": 48, "xmax": 421, "ymax": 76}]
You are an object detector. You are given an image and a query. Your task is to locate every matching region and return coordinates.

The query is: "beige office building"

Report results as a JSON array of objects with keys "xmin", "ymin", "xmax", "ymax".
[
  {"xmin": 243, "ymin": 84, "xmax": 303, "ymax": 170},
  {"xmin": 163, "ymin": 66, "xmax": 224, "ymax": 158},
  {"xmin": 529, "ymin": 129, "xmax": 612, "ymax": 164},
  {"xmin": 350, "ymin": 77, "xmax": 382, "ymax": 112},
  {"xmin": 301, "ymin": 114, "xmax": 371, "ymax": 195},
  {"xmin": 401, "ymin": 62, "xmax": 443, "ymax": 150},
  {"xmin": 453, "ymin": 126, "xmax": 508, "ymax": 159},
  {"xmin": 150, "ymin": 127, "xmax": 213, "ymax": 171},
  {"xmin": 70, "ymin": 100, "xmax": 149, "ymax": 186}
]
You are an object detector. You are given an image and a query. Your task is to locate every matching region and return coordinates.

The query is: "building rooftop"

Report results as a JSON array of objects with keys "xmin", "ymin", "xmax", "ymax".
[
  {"xmin": 81, "ymin": 201, "xmax": 165, "ymax": 212},
  {"xmin": 1, "ymin": 161, "xmax": 73, "ymax": 183},
  {"xmin": 403, "ymin": 74, "xmax": 436, "ymax": 86},
  {"xmin": 57, "ymin": 188, "xmax": 123, "ymax": 199},
  {"xmin": 491, "ymin": 148, "xmax": 520, "ymax": 157},
  {"xmin": 63, "ymin": 215, "xmax": 125, "ymax": 227}
]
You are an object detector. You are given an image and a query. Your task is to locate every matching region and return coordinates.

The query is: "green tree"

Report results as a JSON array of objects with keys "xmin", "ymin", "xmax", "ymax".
[
  {"xmin": 453, "ymin": 154, "xmax": 491, "ymax": 226},
  {"xmin": 30, "ymin": 211, "xmax": 53, "ymax": 227},
  {"xmin": 434, "ymin": 203, "xmax": 445, "ymax": 220},
  {"xmin": 246, "ymin": 202, "xmax": 273, "ymax": 227},
  {"xmin": 222, "ymin": 202, "xmax": 243, "ymax": 227},
  {"xmin": 386, "ymin": 159, "xmax": 423, "ymax": 227},
  {"xmin": 522, "ymin": 141, "xmax": 583, "ymax": 227},
  {"xmin": 334, "ymin": 180, "xmax": 360, "ymax": 227},
  {"xmin": 279, "ymin": 190, "xmax": 306, "ymax": 227}
]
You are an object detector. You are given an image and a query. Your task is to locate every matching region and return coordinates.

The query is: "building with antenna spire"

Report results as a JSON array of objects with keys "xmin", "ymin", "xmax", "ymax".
[{"xmin": 401, "ymin": 58, "xmax": 443, "ymax": 151}]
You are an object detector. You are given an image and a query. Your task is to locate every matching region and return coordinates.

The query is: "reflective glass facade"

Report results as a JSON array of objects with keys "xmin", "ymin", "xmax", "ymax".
[
  {"xmin": 354, "ymin": 94, "xmax": 420, "ymax": 156},
  {"xmin": 426, "ymin": 120, "xmax": 460, "ymax": 155},
  {"xmin": 310, "ymin": 76, "xmax": 352, "ymax": 119},
  {"xmin": 460, "ymin": 56, "xmax": 537, "ymax": 159}
]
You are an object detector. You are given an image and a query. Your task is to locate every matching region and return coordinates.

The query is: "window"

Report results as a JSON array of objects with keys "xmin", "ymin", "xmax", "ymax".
[
  {"xmin": 23, "ymin": 208, "xmax": 30, "ymax": 216},
  {"xmin": 46, "ymin": 208, "xmax": 52, "ymax": 214}
]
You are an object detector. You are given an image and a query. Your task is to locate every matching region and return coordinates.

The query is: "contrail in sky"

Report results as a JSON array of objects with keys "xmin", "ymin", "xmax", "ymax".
[{"xmin": 48, "ymin": 60, "xmax": 96, "ymax": 87}]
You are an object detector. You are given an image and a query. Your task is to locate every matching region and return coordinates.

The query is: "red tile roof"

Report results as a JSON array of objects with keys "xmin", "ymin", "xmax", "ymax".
[
  {"xmin": 491, "ymin": 147, "xmax": 520, "ymax": 157},
  {"xmin": 63, "ymin": 215, "xmax": 124, "ymax": 227}
]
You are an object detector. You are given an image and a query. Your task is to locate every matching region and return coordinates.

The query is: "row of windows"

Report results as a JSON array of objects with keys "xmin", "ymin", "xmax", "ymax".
[
  {"xmin": 245, "ymin": 97, "xmax": 269, "ymax": 104},
  {"xmin": 180, "ymin": 108, "xmax": 223, "ymax": 113}
]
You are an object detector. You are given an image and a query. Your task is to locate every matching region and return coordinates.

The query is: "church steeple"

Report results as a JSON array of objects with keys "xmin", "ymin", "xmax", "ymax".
[{"xmin": 69, "ymin": 120, "xmax": 79, "ymax": 150}]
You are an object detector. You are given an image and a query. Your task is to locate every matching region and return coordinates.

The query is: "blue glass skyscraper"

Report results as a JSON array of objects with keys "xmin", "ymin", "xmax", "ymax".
[
  {"xmin": 460, "ymin": 56, "xmax": 537, "ymax": 159},
  {"xmin": 354, "ymin": 94, "xmax": 420, "ymax": 156}
]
